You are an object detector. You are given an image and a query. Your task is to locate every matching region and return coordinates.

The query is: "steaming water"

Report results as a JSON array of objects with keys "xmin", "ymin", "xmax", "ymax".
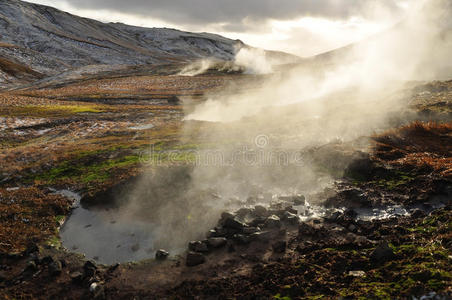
[
  {"xmin": 60, "ymin": 206, "xmax": 161, "ymax": 264},
  {"xmin": 57, "ymin": 187, "xmax": 439, "ymax": 265},
  {"xmin": 54, "ymin": 189, "xmax": 173, "ymax": 264}
]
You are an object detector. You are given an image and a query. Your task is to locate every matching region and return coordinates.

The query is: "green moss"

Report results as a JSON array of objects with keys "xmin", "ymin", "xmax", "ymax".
[
  {"xmin": 273, "ymin": 294, "xmax": 292, "ymax": 300},
  {"xmin": 46, "ymin": 235, "xmax": 61, "ymax": 248},
  {"xmin": 55, "ymin": 215, "xmax": 65, "ymax": 223},
  {"xmin": 0, "ymin": 104, "xmax": 105, "ymax": 118}
]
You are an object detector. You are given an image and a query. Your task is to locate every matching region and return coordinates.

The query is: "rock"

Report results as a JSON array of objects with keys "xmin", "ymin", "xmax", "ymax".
[
  {"xmin": 411, "ymin": 208, "xmax": 426, "ymax": 219},
  {"xmin": 348, "ymin": 224, "xmax": 356, "ymax": 232},
  {"xmin": 348, "ymin": 270, "xmax": 366, "ymax": 277},
  {"xmin": 286, "ymin": 215, "xmax": 299, "ymax": 225},
  {"xmin": 282, "ymin": 211, "xmax": 299, "ymax": 225},
  {"xmin": 223, "ymin": 217, "xmax": 247, "ymax": 231},
  {"xmin": 40, "ymin": 255, "xmax": 54, "ymax": 265},
  {"xmin": 233, "ymin": 234, "xmax": 251, "ymax": 245},
  {"xmin": 186, "ymin": 252, "xmax": 206, "ymax": 267},
  {"xmin": 108, "ymin": 263, "xmax": 120, "ymax": 272},
  {"xmin": 272, "ymin": 241, "xmax": 287, "ymax": 253},
  {"xmin": 23, "ymin": 260, "xmax": 37, "ymax": 274},
  {"xmin": 208, "ymin": 227, "xmax": 227, "ymax": 238},
  {"xmin": 48, "ymin": 260, "xmax": 62, "ymax": 276},
  {"xmin": 326, "ymin": 211, "xmax": 342, "ymax": 222},
  {"xmin": 293, "ymin": 195, "xmax": 305, "ymax": 206},
  {"xmin": 264, "ymin": 215, "xmax": 281, "ymax": 229},
  {"xmin": 253, "ymin": 205, "xmax": 268, "ymax": 217},
  {"xmin": 285, "ymin": 206, "xmax": 298, "ymax": 215},
  {"xmin": 188, "ymin": 241, "xmax": 209, "ymax": 253},
  {"xmin": 242, "ymin": 227, "xmax": 260, "ymax": 234},
  {"xmin": 298, "ymin": 222, "xmax": 316, "ymax": 237},
  {"xmin": 155, "ymin": 249, "xmax": 169, "ymax": 260},
  {"xmin": 89, "ymin": 282, "xmax": 105, "ymax": 300},
  {"xmin": 70, "ymin": 271, "xmax": 83, "ymax": 284},
  {"xmin": 24, "ymin": 243, "xmax": 39, "ymax": 255},
  {"xmin": 250, "ymin": 231, "xmax": 273, "ymax": 242},
  {"xmin": 344, "ymin": 208, "xmax": 358, "ymax": 219},
  {"xmin": 207, "ymin": 237, "xmax": 227, "ymax": 248},
  {"xmin": 370, "ymin": 241, "xmax": 395, "ymax": 263},
  {"xmin": 221, "ymin": 211, "xmax": 235, "ymax": 220},
  {"xmin": 83, "ymin": 261, "xmax": 97, "ymax": 278},
  {"xmin": 236, "ymin": 208, "xmax": 252, "ymax": 218},
  {"xmin": 248, "ymin": 217, "xmax": 267, "ymax": 227}
]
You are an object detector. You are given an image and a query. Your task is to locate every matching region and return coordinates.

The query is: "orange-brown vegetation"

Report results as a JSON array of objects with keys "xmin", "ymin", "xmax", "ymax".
[
  {"xmin": 0, "ymin": 187, "xmax": 71, "ymax": 253},
  {"xmin": 373, "ymin": 121, "xmax": 452, "ymax": 178}
]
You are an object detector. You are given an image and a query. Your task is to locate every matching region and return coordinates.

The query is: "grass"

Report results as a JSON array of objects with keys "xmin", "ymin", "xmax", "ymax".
[{"xmin": 0, "ymin": 104, "xmax": 105, "ymax": 117}]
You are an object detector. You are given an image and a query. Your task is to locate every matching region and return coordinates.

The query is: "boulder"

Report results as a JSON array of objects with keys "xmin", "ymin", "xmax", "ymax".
[
  {"xmin": 48, "ymin": 260, "xmax": 62, "ymax": 276},
  {"xmin": 248, "ymin": 217, "xmax": 267, "ymax": 227},
  {"xmin": 70, "ymin": 271, "xmax": 83, "ymax": 284},
  {"xmin": 250, "ymin": 231, "xmax": 273, "ymax": 242},
  {"xmin": 370, "ymin": 241, "xmax": 395, "ymax": 263},
  {"xmin": 272, "ymin": 241, "xmax": 287, "ymax": 253},
  {"xmin": 242, "ymin": 227, "xmax": 260, "ymax": 234},
  {"xmin": 411, "ymin": 208, "xmax": 426, "ymax": 219},
  {"xmin": 264, "ymin": 215, "xmax": 281, "ymax": 229},
  {"xmin": 207, "ymin": 237, "xmax": 227, "ymax": 248},
  {"xmin": 188, "ymin": 241, "xmax": 209, "ymax": 253},
  {"xmin": 253, "ymin": 205, "xmax": 268, "ymax": 217},
  {"xmin": 223, "ymin": 217, "xmax": 247, "ymax": 231},
  {"xmin": 89, "ymin": 282, "xmax": 105, "ymax": 300},
  {"xmin": 155, "ymin": 249, "xmax": 169, "ymax": 260},
  {"xmin": 83, "ymin": 260, "xmax": 97, "ymax": 278},
  {"xmin": 233, "ymin": 234, "xmax": 251, "ymax": 245},
  {"xmin": 186, "ymin": 252, "xmax": 206, "ymax": 267}
]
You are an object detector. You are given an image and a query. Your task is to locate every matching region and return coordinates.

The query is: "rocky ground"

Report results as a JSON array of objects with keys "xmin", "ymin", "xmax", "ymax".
[{"xmin": 0, "ymin": 75, "xmax": 451, "ymax": 299}]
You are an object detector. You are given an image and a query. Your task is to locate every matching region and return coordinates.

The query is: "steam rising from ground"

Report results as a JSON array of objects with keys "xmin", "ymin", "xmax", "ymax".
[
  {"xmin": 179, "ymin": 47, "xmax": 274, "ymax": 76},
  {"xmin": 119, "ymin": 0, "xmax": 452, "ymax": 256}
]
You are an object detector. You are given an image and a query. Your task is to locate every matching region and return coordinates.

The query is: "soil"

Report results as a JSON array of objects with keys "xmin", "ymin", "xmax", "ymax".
[{"xmin": 0, "ymin": 74, "xmax": 451, "ymax": 299}]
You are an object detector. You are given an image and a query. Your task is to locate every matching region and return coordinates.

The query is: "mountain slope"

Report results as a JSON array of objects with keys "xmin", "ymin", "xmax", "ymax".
[{"xmin": 0, "ymin": 0, "xmax": 289, "ymax": 86}]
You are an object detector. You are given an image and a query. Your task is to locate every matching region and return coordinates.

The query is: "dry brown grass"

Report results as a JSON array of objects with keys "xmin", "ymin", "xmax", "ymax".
[{"xmin": 373, "ymin": 121, "xmax": 452, "ymax": 178}]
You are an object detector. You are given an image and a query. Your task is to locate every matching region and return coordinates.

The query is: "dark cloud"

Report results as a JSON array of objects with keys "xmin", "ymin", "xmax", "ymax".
[{"xmin": 63, "ymin": 0, "xmax": 402, "ymax": 30}]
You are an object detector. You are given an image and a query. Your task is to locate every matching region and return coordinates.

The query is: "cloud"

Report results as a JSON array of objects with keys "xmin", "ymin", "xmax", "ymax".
[{"xmin": 62, "ymin": 0, "xmax": 403, "ymax": 31}]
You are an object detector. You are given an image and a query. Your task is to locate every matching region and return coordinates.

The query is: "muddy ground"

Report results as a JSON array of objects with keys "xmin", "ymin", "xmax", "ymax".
[{"xmin": 0, "ymin": 71, "xmax": 451, "ymax": 299}]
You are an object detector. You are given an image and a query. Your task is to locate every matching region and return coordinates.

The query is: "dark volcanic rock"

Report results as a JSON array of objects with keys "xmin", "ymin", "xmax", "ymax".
[
  {"xmin": 207, "ymin": 237, "xmax": 227, "ymax": 248},
  {"xmin": 186, "ymin": 252, "xmax": 206, "ymax": 267},
  {"xmin": 155, "ymin": 249, "xmax": 169, "ymax": 260},
  {"xmin": 250, "ymin": 231, "xmax": 273, "ymax": 242},
  {"xmin": 48, "ymin": 260, "xmax": 62, "ymax": 276},
  {"xmin": 411, "ymin": 208, "xmax": 426, "ymax": 219},
  {"xmin": 370, "ymin": 241, "xmax": 395, "ymax": 263},
  {"xmin": 248, "ymin": 217, "xmax": 267, "ymax": 227},
  {"xmin": 83, "ymin": 261, "xmax": 97, "ymax": 278},
  {"xmin": 272, "ymin": 241, "xmax": 287, "ymax": 253},
  {"xmin": 223, "ymin": 217, "xmax": 247, "ymax": 231},
  {"xmin": 264, "ymin": 215, "xmax": 281, "ymax": 229},
  {"xmin": 233, "ymin": 234, "xmax": 251, "ymax": 245},
  {"xmin": 298, "ymin": 222, "xmax": 316, "ymax": 237},
  {"xmin": 189, "ymin": 241, "xmax": 209, "ymax": 253},
  {"xmin": 242, "ymin": 227, "xmax": 260, "ymax": 234},
  {"xmin": 70, "ymin": 271, "xmax": 83, "ymax": 284},
  {"xmin": 253, "ymin": 205, "xmax": 269, "ymax": 217}
]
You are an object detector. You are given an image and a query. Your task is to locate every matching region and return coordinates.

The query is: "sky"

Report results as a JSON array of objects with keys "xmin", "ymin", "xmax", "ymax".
[{"xmin": 24, "ymin": 0, "xmax": 413, "ymax": 57}]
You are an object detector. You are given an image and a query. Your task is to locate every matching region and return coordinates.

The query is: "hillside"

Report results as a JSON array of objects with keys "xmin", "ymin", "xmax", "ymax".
[{"xmin": 0, "ymin": 0, "xmax": 298, "ymax": 88}]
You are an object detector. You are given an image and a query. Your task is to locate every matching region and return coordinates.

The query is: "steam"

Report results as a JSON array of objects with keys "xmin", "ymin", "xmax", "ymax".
[
  {"xmin": 122, "ymin": 0, "xmax": 452, "ymax": 256},
  {"xmin": 178, "ymin": 47, "xmax": 275, "ymax": 76}
]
